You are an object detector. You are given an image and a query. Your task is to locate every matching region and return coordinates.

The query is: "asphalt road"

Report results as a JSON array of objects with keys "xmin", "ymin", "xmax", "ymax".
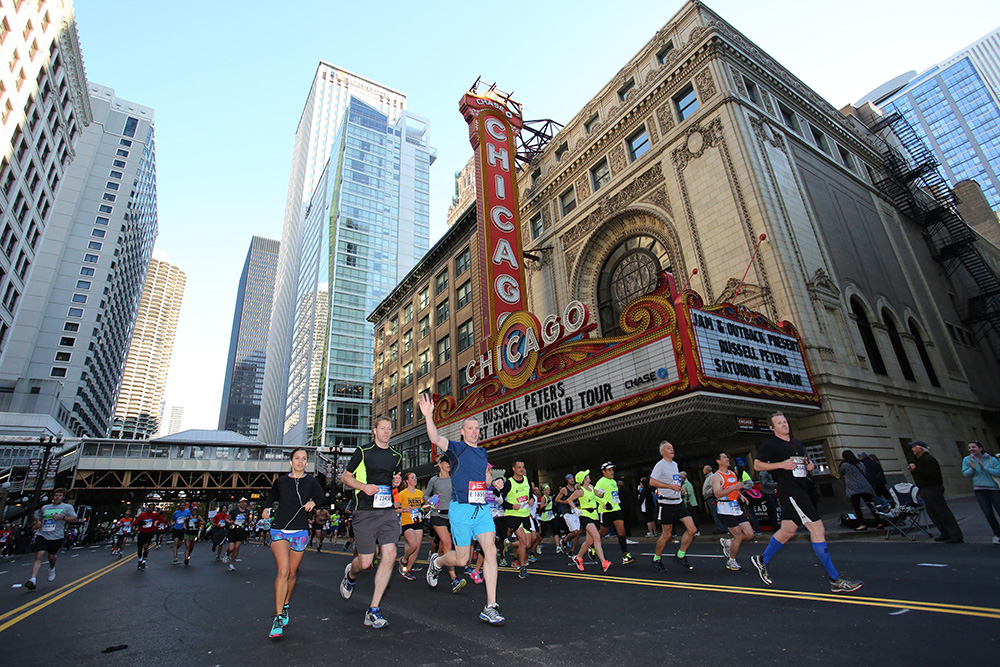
[{"xmin": 1, "ymin": 534, "xmax": 998, "ymax": 666}]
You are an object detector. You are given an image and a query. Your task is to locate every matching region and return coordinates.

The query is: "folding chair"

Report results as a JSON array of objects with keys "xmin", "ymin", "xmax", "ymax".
[{"xmin": 873, "ymin": 482, "xmax": 933, "ymax": 540}]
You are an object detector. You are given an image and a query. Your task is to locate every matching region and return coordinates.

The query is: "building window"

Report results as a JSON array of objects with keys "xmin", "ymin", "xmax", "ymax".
[
  {"xmin": 102, "ymin": 193, "xmax": 116, "ymax": 202},
  {"xmin": 418, "ymin": 350, "xmax": 431, "ymax": 377},
  {"xmin": 656, "ymin": 42, "xmax": 674, "ymax": 64},
  {"xmin": 419, "ymin": 315, "xmax": 430, "ymax": 339},
  {"xmin": 810, "ymin": 125, "xmax": 831, "ymax": 155},
  {"xmin": 437, "ymin": 335, "xmax": 451, "ymax": 364},
  {"xmin": 744, "ymin": 77, "xmax": 761, "ymax": 105},
  {"xmin": 882, "ymin": 309, "xmax": 915, "ymax": 382},
  {"xmin": 627, "ymin": 127, "xmax": 650, "ymax": 162},
  {"xmin": 530, "ymin": 213, "xmax": 544, "ymax": 240},
  {"xmin": 84, "ymin": 254, "xmax": 98, "ymax": 263},
  {"xmin": 59, "ymin": 336, "xmax": 75, "ymax": 346},
  {"xmin": 591, "ymin": 159, "xmax": 610, "ymax": 191},
  {"xmin": 850, "ymin": 298, "xmax": 887, "ymax": 376},
  {"xmin": 418, "ymin": 286, "xmax": 430, "ymax": 310},
  {"xmin": 71, "ymin": 294, "xmax": 87, "ymax": 304},
  {"xmin": 389, "ymin": 372, "xmax": 398, "ymax": 396},
  {"xmin": 54, "ymin": 352, "xmax": 71, "ymax": 362},
  {"xmin": 837, "ymin": 145, "xmax": 856, "ymax": 172},
  {"xmin": 584, "ymin": 113, "xmax": 600, "ymax": 134},
  {"xmin": 95, "ymin": 216, "xmax": 109, "ymax": 225},
  {"xmin": 778, "ymin": 102, "xmax": 800, "ymax": 134},
  {"xmin": 63, "ymin": 322, "xmax": 79, "ymax": 332},
  {"xmin": 76, "ymin": 280, "xmax": 91, "ymax": 290},
  {"xmin": 597, "ymin": 235, "xmax": 672, "ymax": 337},
  {"xmin": 674, "ymin": 84, "xmax": 699, "ymax": 121},
  {"xmin": 908, "ymin": 320, "xmax": 940, "ymax": 387},
  {"xmin": 388, "ymin": 407, "xmax": 397, "ymax": 430},
  {"xmin": 402, "ymin": 329, "xmax": 413, "ymax": 352},
  {"xmin": 436, "ymin": 300, "xmax": 449, "ymax": 326},
  {"xmin": 88, "ymin": 241, "xmax": 102, "ymax": 250},
  {"xmin": 458, "ymin": 319, "xmax": 475, "ymax": 352},
  {"xmin": 91, "ymin": 228, "xmax": 106, "ymax": 238},
  {"xmin": 437, "ymin": 376, "xmax": 452, "ymax": 398},
  {"xmin": 436, "ymin": 270, "xmax": 448, "ymax": 295},
  {"xmin": 50, "ymin": 367, "xmax": 67, "ymax": 378},
  {"xmin": 116, "ymin": 149, "xmax": 129, "ymax": 158},
  {"xmin": 456, "ymin": 247, "xmax": 471, "ymax": 276},
  {"xmin": 402, "ymin": 399, "xmax": 413, "ymax": 427},
  {"xmin": 389, "ymin": 318, "xmax": 398, "ymax": 335},
  {"xmin": 68, "ymin": 307, "xmax": 83, "ymax": 317},
  {"xmin": 560, "ymin": 187, "xmax": 577, "ymax": 216},
  {"xmin": 123, "ymin": 117, "xmax": 138, "ymax": 138},
  {"xmin": 402, "ymin": 362, "xmax": 413, "ymax": 387},
  {"xmin": 403, "ymin": 303, "xmax": 413, "ymax": 323},
  {"xmin": 617, "ymin": 78, "xmax": 635, "ymax": 102},
  {"xmin": 456, "ymin": 280, "xmax": 472, "ymax": 309},
  {"xmin": 389, "ymin": 341, "xmax": 398, "ymax": 362}
]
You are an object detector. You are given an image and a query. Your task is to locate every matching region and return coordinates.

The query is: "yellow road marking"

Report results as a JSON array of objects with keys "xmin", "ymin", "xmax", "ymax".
[{"xmin": 0, "ymin": 555, "xmax": 137, "ymax": 632}]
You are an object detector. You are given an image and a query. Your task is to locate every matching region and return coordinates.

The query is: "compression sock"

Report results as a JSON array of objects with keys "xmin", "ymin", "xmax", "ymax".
[
  {"xmin": 676, "ymin": 550, "xmax": 686, "ymax": 558},
  {"xmin": 652, "ymin": 555, "xmax": 661, "ymax": 562},
  {"xmin": 762, "ymin": 536, "xmax": 784, "ymax": 565},
  {"xmin": 618, "ymin": 535, "xmax": 628, "ymax": 555},
  {"xmin": 811, "ymin": 541, "xmax": 839, "ymax": 580}
]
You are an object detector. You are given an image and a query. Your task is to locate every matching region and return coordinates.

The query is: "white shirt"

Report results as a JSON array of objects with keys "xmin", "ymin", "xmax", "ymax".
[{"xmin": 652, "ymin": 459, "xmax": 682, "ymax": 505}]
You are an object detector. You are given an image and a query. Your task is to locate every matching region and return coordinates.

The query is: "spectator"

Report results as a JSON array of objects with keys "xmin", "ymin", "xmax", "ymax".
[
  {"xmin": 961, "ymin": 441, "xmax": 1000, "ymax": 545},
  {"xmin": 908, "ymin": 441, "xmax": 963, "ymax": 544},
  {"xmin": 838, "ymin": 450, "xmax": 879, "ymax": 530},
  {"xmin": 638, "ymin": 476, "xmax": 657, "ymax": 537},
  {"xmin": 859, "ymin": 452, "xmax": 889, "ymax": 499},
  {"xmin": 680, "ymin": 472, "xmax": 700, "ymax": 534}
]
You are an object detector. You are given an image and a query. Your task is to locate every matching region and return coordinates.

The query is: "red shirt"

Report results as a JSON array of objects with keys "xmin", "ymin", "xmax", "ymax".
[
  {"xmin": 135, "ymin": 512, "xmax": 158, "ymax": 533},
  {"xmin": 0, "ymin": 529, "xmax": 12, "ymax": 543},
  {"xmin": 212, "ymin": 512, "xmax": 229, "ymax": 528},
  {"xmin": 154, "ymin": 513, "xmax": 167, "ymax": 531}
]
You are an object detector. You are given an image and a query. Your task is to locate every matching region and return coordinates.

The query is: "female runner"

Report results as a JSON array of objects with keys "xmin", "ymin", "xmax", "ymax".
[
  {"xmin": 261, "ymin": 447, "xmax": 326, "ymax": 639},
  {"xmin": 568, "ymin": 470, "xmax": 611, "ymax": 573},
  {"xmin": 396, "ymin": 471, "xmax": 425, "ymax": 580}
]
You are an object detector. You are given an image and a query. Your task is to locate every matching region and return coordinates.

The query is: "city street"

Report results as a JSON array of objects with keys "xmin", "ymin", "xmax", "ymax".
[{"xmin": 1, "ymin": 533, "xmax": 997, "ymax": 666}]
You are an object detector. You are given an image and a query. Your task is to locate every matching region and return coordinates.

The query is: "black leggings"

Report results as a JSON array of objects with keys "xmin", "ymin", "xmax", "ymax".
[{"xmin": 849, "ymin": 493, "xmax": 877, "ymax": 522}]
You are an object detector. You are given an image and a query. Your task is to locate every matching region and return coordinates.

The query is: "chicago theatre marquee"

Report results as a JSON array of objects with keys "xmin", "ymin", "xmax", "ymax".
[{"xmin": 369, "ymin": 1, "xmax": 1000, "ymax": 491}]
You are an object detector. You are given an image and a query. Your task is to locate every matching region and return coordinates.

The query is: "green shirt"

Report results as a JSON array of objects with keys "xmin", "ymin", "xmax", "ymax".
[{"xmin": 595, "ymin": 476, "xmax": 621, "ymax": 512}]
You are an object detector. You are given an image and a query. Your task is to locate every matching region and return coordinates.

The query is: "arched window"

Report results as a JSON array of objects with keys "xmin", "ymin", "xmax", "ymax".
[
  {"xmin": 882, "ymin": 309, "xmax": 915, "ymax": 381},
  {"xmin": 850, "ymin": 297, "xmax": 887, "ymax": 375},
  {"xmin": 908, "ymin": 319, "xmax": 940, "ymax": 387},
  {"xmin": 596, "ymin": 235, "xmax": 671, "ymax": 336}
]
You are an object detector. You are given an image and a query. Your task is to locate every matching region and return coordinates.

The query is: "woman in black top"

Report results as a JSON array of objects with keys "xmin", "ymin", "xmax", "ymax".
[{"xmin": 261, "ymin": 447, "xmax": 326, "ymax": 639}]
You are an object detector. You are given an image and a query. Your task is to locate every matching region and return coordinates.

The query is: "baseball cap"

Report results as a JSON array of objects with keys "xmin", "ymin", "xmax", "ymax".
[
  {"xmin": 601, "ymin": 461, "xmax": 615, "ymax": 471},
  {"xmin": 575, "ymin": 470, "xmax": 589, "ymax": 484},
  {"xmin": 908, "ymin": 441, "xmax": 930, "ymax": 451}
]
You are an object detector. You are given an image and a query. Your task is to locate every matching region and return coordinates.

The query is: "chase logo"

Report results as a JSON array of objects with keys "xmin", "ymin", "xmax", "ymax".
[
  {"xmin": 656, "ymin": 367, "xmax": 668, "ymax": 379},
  {"xmin": 624, "ymin": 367, "xmax": 669, "ymax": 389}
]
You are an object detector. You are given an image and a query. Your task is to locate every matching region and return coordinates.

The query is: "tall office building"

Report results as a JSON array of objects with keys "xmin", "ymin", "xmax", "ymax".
[
  {"xmin": 858, "ymin": 27, "xmax": 1000, "ymax": 211},
  {"xmin": 163, "ymin": 404, "xmax": 183, "ymax": 436},
  {"xmin": 111, "ymin": 257, "xmax": 184, "ymax": 439},
  {"xmin": 219, "ymin": 235, "xmax": 279, "ymax": 437},
  {"xmin": 0, "ymin": 82, "xmax": 157, "ymax": 437},
  {"xmin": 260, "ymin": 63, "xmax": 410, "ymax": 444}
]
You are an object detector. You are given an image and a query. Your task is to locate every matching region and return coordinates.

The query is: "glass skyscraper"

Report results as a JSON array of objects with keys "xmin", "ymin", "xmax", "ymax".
[{"xmin": 864, "ymin": 27, "xmax": 1000, "ymax": 211}]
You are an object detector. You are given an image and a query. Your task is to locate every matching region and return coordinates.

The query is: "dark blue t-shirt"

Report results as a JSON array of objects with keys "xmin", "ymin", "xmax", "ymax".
[
  {"xmin": 446, "ymin": 439, "xmax": 489, "ymax": 504},
  {"xmin": 172, "ymin": 508, "xmax": 191, "ymax": 529}
]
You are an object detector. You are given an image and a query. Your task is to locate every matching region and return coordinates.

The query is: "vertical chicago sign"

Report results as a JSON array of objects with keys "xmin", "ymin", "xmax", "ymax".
[{"xmin": 460, "ymin": 86, "xmax": 528, "ymax": 342}]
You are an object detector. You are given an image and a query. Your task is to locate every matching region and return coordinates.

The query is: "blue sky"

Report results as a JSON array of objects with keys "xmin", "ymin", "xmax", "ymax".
[{"xmin": 71, "ymin": 0, "xmax": 1000, "ymax": 432}]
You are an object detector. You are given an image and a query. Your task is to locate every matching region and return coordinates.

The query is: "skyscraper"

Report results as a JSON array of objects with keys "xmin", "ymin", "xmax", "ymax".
[
  {"xmin": 858, "ymin": 27, "xmax": 1000, "ymax": 211},
  {"xmin": 260, "ymin": 63, "xmax": 414, "ymax": 445},
  {"xmin": 219, "ymin": 235, "xmax": 279, "ymax": 438},
  {"xmin": 0, "ymin": 82, "xmax": 157, "ymax": 437},
  {"xmin": 111, "ymin": 256, "xmax": 185, "ymax": 439}
]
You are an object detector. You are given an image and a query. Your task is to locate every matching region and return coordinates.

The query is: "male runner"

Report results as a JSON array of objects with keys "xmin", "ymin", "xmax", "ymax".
[
  {"xmin": 134, "ymin": 504, "xmax": 159, "ymax": 569},
  {"xmin": 24, "ymin": 488, "xmax": 77, "ymax": 590},
  {"xmin": 312, "ymin": 506, "xmax": 331, "ymax": 552},
  {"xmin": 171, "ymin": 502, "xmax": 191, "ymax": 564},
  {"xmin": 501, "ymin": 460, "xmax": 536, "ymax": 579},
  {"xmin": 751, "ymin": 412, "xmax": 863, "ymax": 592},
  {"xmin": 419, "ymin": 394, "xmax": 504, "ymax": 624},
  {"xmin": 555, "ymin": 474, "xmax": 581, "ymax": 555},
  {"xmin": 596, "ymin": 462, "xmax": 634, "ymax": 564},
  {"xmin": 650, "ymin": 441, "xmax": 698, "ymax": 572},
  {"xmin": 712, "ymin": 452, "xmax": 753, "ymax": 571},
  {"xmin": 211, "ymin": 504, "xmax": 229, "ymax": 563},
  {"xmin": 113, "ymin": 509, "xmax": 134, "ymax": 557},
  {"xmin": 339, "ymin": 415, "xmax": 403, "ymax": 628},
  {"xmin": 154, "ymin": 510, "xmax": 168, "ymax": 549},
  {"xmin": 226, "ymin": 498, "xmax": 251, "ymax": 570}
]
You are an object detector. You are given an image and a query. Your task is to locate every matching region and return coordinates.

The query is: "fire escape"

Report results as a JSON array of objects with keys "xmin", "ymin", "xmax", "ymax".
[{"xmin": 868, "ymin": 111, "xmax": 1000, "ymax": 356}]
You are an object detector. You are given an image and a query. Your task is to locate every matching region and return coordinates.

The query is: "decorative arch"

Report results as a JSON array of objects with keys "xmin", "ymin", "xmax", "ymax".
[
  {"xmin": 906, "ymin": 317, "xmax": 941, "ymax": 387},
  {"xmin": 848, "ymin": 294, "xmax": 887, "ymax": 376},
  {"xmin": 880, "ymin": 307, "xmax": 915, "ymax": 382}
]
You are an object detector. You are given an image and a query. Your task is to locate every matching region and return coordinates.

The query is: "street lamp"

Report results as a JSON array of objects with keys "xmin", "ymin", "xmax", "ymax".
[{"xmin": 24, "ymin": 433, "xmax": 63, "ymax": 529}]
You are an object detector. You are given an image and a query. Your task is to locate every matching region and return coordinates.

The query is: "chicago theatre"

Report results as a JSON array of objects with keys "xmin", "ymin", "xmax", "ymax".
[{"xmin": 368, "ymin": 1, "xmax": 1000, "ymax": 498}]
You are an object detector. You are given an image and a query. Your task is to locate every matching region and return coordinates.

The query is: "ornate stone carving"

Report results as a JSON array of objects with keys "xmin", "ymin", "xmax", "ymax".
[
  {"xmin": 806, "ymin": 267, "xmax": 841, "ymax": 301},
  {"xmin": 642, "ymin": 186, "xmax": 672, "ymax": 217},
  {"xmin": 647, "ymin": 115, "xmax": 659, "ymax": 144},
  {"xmin": 716, "ymin": 279, "xmax": 769, "ymax": 308},
  {"xmin": 656, "ymin": 104, "xmax": 675, "ymax": 136},
  {"xmin": 695, "ymin": 67, "xmax": 716, "ymax": 100},
  {"xmin": 731, "ymin": 66, "xmax": 747, "ymax": 97},
  {"xmin": 761, "ymin": 90, "xmax": 774, "ymax": 116},
  {"xmin": 562, "ymin": 163, "xmax": 665, "ymax": 248},
  {"xmin": 609, "ymin": 144, "xmax": 627, "ymax": 175},
  {"xmin": 575, "ymin": 174, "xmax": 591, "ymax": 201}
]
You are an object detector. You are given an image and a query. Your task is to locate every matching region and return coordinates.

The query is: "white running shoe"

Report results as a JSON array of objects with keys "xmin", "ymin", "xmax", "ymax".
[{"xmin": 47, "ymin": 569, "xmax": 56, "ymax": 582}]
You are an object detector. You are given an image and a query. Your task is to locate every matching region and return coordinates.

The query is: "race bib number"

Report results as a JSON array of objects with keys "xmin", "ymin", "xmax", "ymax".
[
  {"xmin": 611, "ymin": 491, "xmax": 620, "ymax": 504},
  {"xmin": 718, "ymin": 500, "xmax": 742, "ymax": 516},
  {"xmin": 42, "ymin": 518, "xmax": 57, "ymax": 533},
  {"xmin": 142, "ymin": 520, "xmax": 153, "ymax": 528},
  {"xmin": 468, "ymin": 481, "xmax": 487, "ymax": 504},
  {"xmin": 235, "ymin": 515, "xmax": 246, "ymax": 526},
  {"xmin": 517, "ymin": 495, "xmax": 529, "ymax": 510},
  {"xmin": 409, "ymin": 509, "xmax": 421, "ymax": 522},
  {"xmin": 791, "ymin": 456, "xmax": 808, "ymax": 478},
  {"xmin": 373, "ymin": 485, "xmax": 392, "ymax": 509}
]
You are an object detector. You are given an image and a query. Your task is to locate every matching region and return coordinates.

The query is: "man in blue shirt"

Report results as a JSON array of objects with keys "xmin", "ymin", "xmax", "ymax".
[
  {"xmin": 171, "ymin": 502, "xmax": 191, "ymax": 564},
  {"xmin": 419, "ymin": 394, "xmax": 503, "ymax": 625}
]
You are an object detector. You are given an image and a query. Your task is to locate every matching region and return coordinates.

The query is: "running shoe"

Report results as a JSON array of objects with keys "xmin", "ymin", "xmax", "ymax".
[
  {"xmin": 466, "ymin": 567, "xmax": 483, "ymax": 584},
  {"xmin": 426, "ymin": 553, "xmax": 441, "ymax": 588},
  {"xmin": 222, "ymin": 555, "xmax": 230, "ymax": 564},
  {"xmin": 830, "ymin": 576, "xmax": 864, "ymax": 593},
  {"xmin": 720, "ymin": 537, "xmax": 732, "ymax": 559},
  {"xmin": 47, "ymin": 568, "xmax": 56, "ymax": 582},
  {"xmin": 451, "ymin": 577, "xmax": 467, "ymax": 593},
  {"xmin": 137, "ymin": 560, "xmax": 143, "ymax": 570},
  {"xmin": 340, "ymin": 563, "xmax": 356, "ymax": 599},
  {"xmin": 23, "ymin": 579, "xmax": 36, "ymax": 590},
  {"xmin": 399, "ymin": 569, "xmax": 416, "ymax": 581},
  {"xmin": 555, "ymin": 545, "xmax": 563, "ymax": 554},
  {"xmin": 601, "ymin": 559, "xmax": 612, "ymax": 573},
  {"xmin": 751, "ymin": 554, "xmax": 772, "ymax": 585},
  {"xmin": 227, "ymin": 564, "xmax": 236, "ymax": 572},
  {"xmin": 397, "ymin": 558, "xmax": 407, "ymax": 576},
  {"xmin": 269, "ymin": 615, "xmax": 283, "ymax": 639},
  {"xmin": 652, "ymin": 557, "xmax": 665, "ymax": 572},
  {"xmin": 673, "ymin": 554, "xmax": 693, "ymax": 571},
  {"xmin": 726, "ymin": 558, "xmax": 741, "ymax": 571},
  {"xmin": 518, "ymin": 565, "xmax": 528, "ymax": 579},
  {"xmin": 281, "ymin": 604, "xmax": 289, "ymax": 627},
  {"xmin": 527, "ymin": 555, "xmax": 537, "ymax": 564},
  {"xmin": 364, "ymin": 606, "xmax": 388, "ymax": 628},
  {"xmin": 499, "ymin": 558, "xmax": 509, "ymax": 568},
  {"xmin": 622, "ymin": 552, "xmax": 635, "ymax": 565},
  {"xmin": 572, "ymin": 555, "xmax": 585, "ymax": 572},
  {"xmin": 480, "ymin": 603, "xmax": 505, "ymax": 625},
  {"xmin": 172, "ymin": 557, "xmax": 179, "ymax": 564},
  {"xmin": 184, "ymin": 558, "xmax": 190, "ymax": 566}
]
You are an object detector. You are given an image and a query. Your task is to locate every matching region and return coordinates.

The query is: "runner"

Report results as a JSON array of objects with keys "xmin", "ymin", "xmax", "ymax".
[
  {"xmin": 154, "ymin": 510, "xmax": 168, "ymax": 549},
  {"xmin": 396, "ymin": 471, "xmax": 425, "ymax": 580},
  {"xmin": 226, "ymin": 498, "xmax": 251, "ymax": 571},
  {"xmin": 170, "ymin": 502, "xmax": 190, "ymax": 564},
  {"xmin": 712, "ymin": 452, "xmax": 754, "ymax": 571},
  {"xmin": 312, "ymin": 507, "xmax": 331, "ymax": 552},
  {"xmin": 501, "ymin": 460, "xmax": 537, "ymax": 579},
  {"xmin": 568, "ymin": 471, "xmax": 611, "ymax": 572},
  {"xmin": 134, "ymin": 504, "xmax": 159, "ymax": 570},
  {"xmin": 113, "ymin": 509, "xmax": 134, "ymax": 558},
  {"xmin": 751, "ymin": 412, "xmax": 863, "ymax": 592},
  {"xmin": 555, "ymin": 474, "xmax": 581, "ymax": 555},
  {"xmin": 650, "ymin": 441, "xmax": 698, "ymax": 572},
  {"xmin": 261, "ymin": 447, "xmax": 326, "ymax": 639},
  {"xmin": 211, "ymin": 504, "xmax": 229, "ymax": 563},
  {"xmin": 23, "ymin": 488, "xmax": 77, "ymax": 590},
  {"xmin": 424, "ymin": 455, "xmax": 465, "ymax": 592},
  {"xmin": 0, "ymin": 522, "xmax": 14, "ymax": 558},
  {"xmin": 329, "ymin": 509, "xmax": 340, "ymax": 545},
  {"xmin": 338, "ymin": 416, "xmax": 403, "ymax": 628},
  {"xmin": 182, "ymin": 505, "xmax": 203, "ymax": 566},
  {"xmin": 419, "ymin": 394, "xmax": 504, "ymax": 624},
  {"xmin": 596, "ymin": 462, "xmax": 635, "ymax": 565}
]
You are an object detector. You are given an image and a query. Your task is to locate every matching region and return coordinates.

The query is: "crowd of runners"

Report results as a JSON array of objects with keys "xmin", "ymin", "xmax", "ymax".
[{"xmin": 13, "ymin": 403, "xmax": 866, "ymax": 638}]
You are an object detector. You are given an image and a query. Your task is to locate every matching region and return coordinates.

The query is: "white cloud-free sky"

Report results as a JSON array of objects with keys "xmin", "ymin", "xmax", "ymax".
[{"xmin": 71, "ymin": 0, "xmax": 1000, "ymax": 431}]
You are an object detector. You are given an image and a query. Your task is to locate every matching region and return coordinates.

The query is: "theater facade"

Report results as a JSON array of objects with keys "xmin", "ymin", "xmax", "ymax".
[{"xmin": 369, "ymin": 1, "xmax": 1000, "ymax": 497}]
